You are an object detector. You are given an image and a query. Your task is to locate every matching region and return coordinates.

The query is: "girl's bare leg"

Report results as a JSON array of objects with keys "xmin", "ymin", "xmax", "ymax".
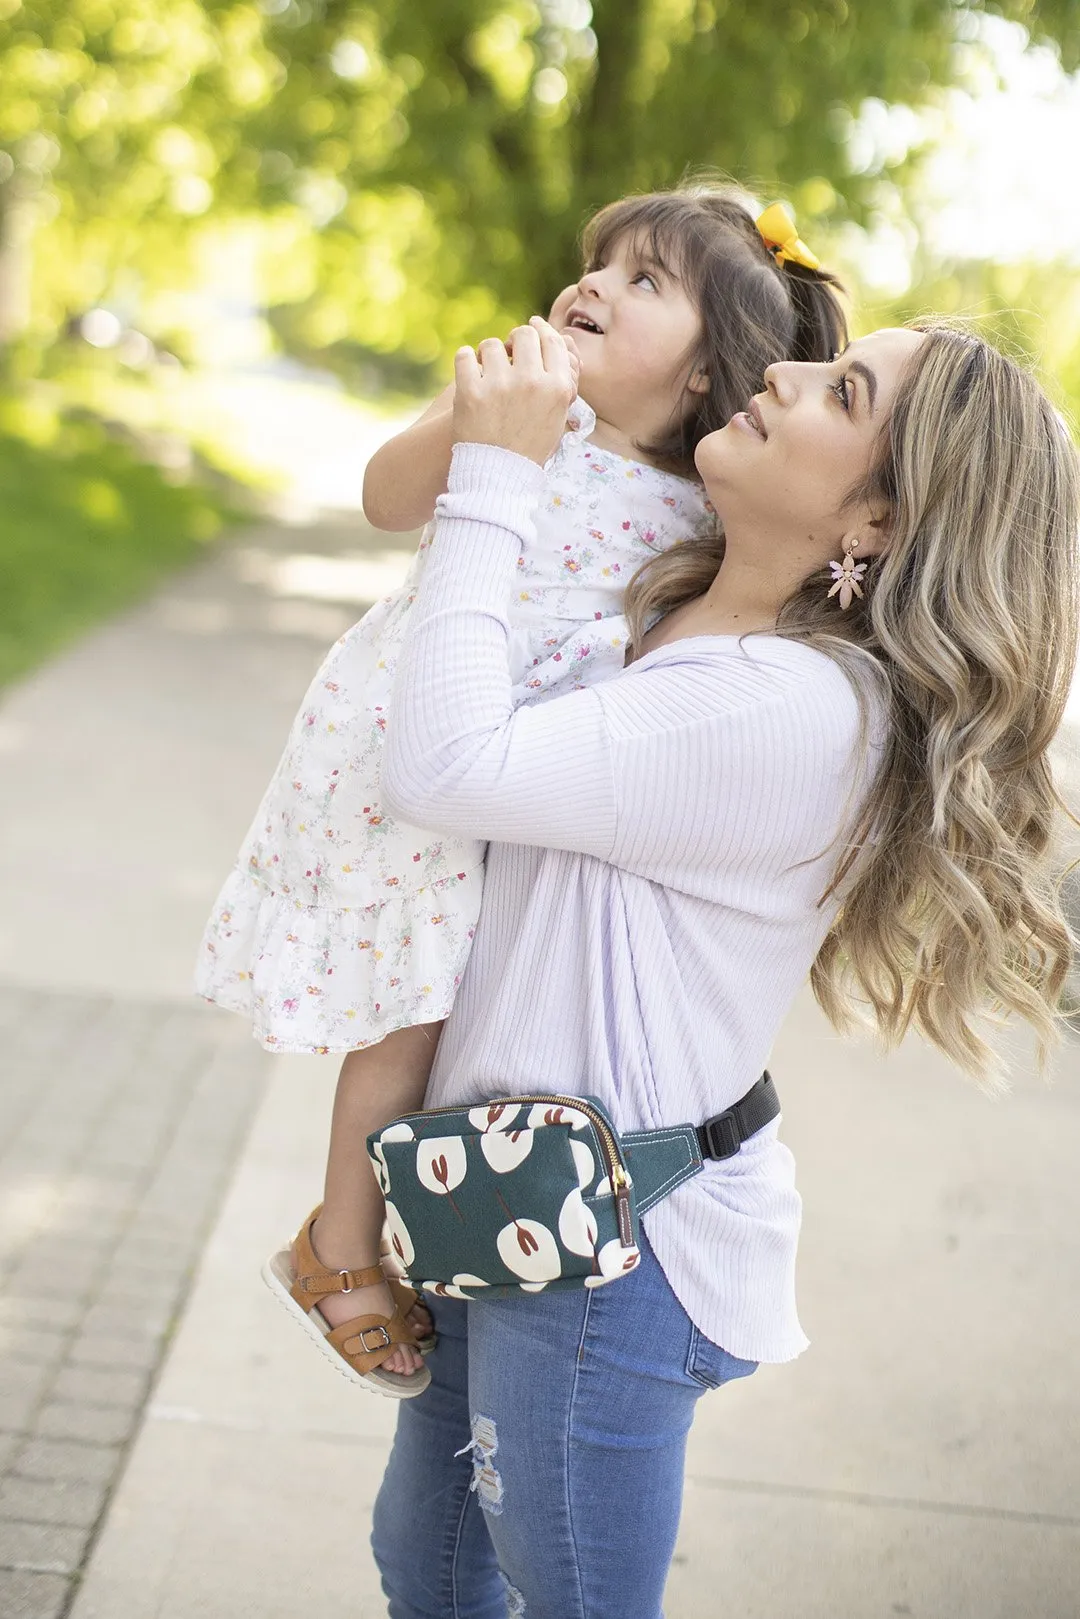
[{"xmin": 308, "ymin": 1022, "xmax": 441, "ymax": 1376}]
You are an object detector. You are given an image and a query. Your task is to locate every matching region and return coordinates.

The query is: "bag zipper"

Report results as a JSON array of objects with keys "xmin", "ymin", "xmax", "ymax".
[{"xmin": 394, "ymin": 1093, "xmax": 636, "ymax": 1248}]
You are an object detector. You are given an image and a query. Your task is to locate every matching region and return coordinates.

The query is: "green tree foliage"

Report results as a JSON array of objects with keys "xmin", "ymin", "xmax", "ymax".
[
  {"xmin": 864, "ymin": 255, "xmax": 1080, "ymax": 432},
  {"xmin": 0, "ymin": 396, "xmax": 233, "ymax": 683},
  {"xmin": 1, "ymin": 0, "xmax": 1078, "ymax": 372}
]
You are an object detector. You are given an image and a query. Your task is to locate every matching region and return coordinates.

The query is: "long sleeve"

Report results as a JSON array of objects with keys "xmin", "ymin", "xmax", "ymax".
[
  {"xmin": 382, "ymin": 443, "xmax": 869, "ymax": 893},
  {"xmin": 382, "ymin": 441, "xmax": 619, "ymax": 860}
]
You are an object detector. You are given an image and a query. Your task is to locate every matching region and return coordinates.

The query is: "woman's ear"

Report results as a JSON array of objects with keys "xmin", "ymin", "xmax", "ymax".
[
  {"xmin": 688, "ymin": 369, "xmax": 710, "ymax": 396},
  {"xmin": 851, "ymin": 508, "xmax": 892, "ymax": 560}
]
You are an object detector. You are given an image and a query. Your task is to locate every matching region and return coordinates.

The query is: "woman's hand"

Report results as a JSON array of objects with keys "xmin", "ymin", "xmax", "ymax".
[{"xmin": 452, "ymin": 317, "xmax": 576, "ymax": 467}]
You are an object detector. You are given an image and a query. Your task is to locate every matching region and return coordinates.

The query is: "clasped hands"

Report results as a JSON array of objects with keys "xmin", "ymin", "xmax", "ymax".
[{"xmin": 452, "ymin": 316, "xmax": 580, "ymax": 468}]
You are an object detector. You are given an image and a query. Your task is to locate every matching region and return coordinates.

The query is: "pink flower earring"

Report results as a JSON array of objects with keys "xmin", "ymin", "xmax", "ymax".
[{"xmin": 827, "ymin": 536, "xmax": 868, "ymax": 610}]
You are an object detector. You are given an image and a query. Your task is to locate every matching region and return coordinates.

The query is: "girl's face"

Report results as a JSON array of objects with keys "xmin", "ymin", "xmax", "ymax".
[
  {"xmin": 549, "ymin": 233, "xmax": 706, "ymax": 442},
  {"xmin": 695, "ymin": 328, "xmax": 925, "ymax": 560}
]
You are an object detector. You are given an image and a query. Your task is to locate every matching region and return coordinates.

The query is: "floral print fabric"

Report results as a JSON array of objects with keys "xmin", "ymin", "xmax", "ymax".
[{"xmin": 195, "ymin": 407, "xmax": 712, "ymax": 1052}]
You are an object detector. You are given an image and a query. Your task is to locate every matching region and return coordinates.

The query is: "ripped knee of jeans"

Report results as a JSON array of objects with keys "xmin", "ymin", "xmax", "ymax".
[
  {"xmin": 499, "ymin": 1570, "xmax": 526, "ymax": 1616},
  {"xmin": 454, "ymin": 1412, "xmax": 505, "ymax": 1516}
]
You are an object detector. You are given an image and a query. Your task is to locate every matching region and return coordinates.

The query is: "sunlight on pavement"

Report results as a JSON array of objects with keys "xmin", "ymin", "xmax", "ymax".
[
  {"xmin": 0, "ymin": 1176, "xmax": 61, "ymax": 1259},
  {"xmin": 186, "ymin": 370, "xmax": 416, "ymax": 513},
  {"xmin": 234, "ymin": 547, "xmax": 414, "ymax": 604}
]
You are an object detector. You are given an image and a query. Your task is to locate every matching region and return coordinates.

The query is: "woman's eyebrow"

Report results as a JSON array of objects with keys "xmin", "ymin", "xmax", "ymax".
[{"xmin": 847, "ymin": 360, "xmax": 878, "ymax": 414}]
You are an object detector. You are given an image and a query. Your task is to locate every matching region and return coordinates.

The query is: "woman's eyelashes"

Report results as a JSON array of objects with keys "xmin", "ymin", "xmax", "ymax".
[{"xmin": 830, "ymin": 373, "xmax": 852, "ymax": 412}]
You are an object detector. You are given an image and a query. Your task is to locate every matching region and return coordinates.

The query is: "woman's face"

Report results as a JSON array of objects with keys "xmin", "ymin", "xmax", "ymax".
[{"xmin": 695, "ymin": 328, "xmax": 926, "ymax": 559}]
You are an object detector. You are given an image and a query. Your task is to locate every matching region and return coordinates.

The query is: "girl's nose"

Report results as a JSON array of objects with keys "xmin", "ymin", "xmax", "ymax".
[{"xmin": 577, "ymin": 266, "xmax": 606, "ymax": 299}]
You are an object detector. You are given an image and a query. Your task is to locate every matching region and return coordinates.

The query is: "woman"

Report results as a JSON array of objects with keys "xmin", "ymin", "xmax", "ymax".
[{"xmin": 369, "ymin": 318, "xmax": 1078, "ymax": 1617}]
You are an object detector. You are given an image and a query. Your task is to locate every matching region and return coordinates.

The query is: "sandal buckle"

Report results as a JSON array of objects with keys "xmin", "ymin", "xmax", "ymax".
[
  {"xmin": 359, "ymin": 1325, "xmax": 392, "ymax": 1352},
  {"xmin": 338, "ymin": 1270, "xmax": 355, "ymax": 1294}
]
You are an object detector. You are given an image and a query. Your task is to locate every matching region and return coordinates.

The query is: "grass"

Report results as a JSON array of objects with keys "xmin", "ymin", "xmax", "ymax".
[{"xmin": 0, "ymin": 396, "xmax": 242, "ymax": 688}]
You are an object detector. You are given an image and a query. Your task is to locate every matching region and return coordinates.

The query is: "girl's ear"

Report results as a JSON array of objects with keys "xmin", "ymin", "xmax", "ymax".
[{"xmin": 688, "ymin": 369, "xmax": 710, "ymax": 396}]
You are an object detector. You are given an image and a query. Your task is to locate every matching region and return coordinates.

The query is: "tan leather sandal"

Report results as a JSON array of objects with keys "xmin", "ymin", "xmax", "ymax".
[
  {"xmin": 262, "ymin": 1209, "xmax": 432, "ymax": 1398},
  {"xmin": 380, "ymin": 1230, "xmax": 436, "ymax": 1354},
  {"xmin": 385, "ymin": 1273, "xmax": 437, "ymax": 1356}
]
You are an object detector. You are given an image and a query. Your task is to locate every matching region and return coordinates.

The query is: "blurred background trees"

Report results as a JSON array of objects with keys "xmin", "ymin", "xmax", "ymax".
[
  {"xmin": 2, "ymin": 0, "xmax": 1080, "ymax": 682},
  {"xmin": 3, "ymin": 0, "xmax": 1080, "ymax": 381}
]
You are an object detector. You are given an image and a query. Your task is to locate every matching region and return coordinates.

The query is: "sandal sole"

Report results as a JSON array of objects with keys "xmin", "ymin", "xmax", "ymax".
[{"xmin": 262, "ymin": 1250, "xmax": 432, "ymax": 1400}]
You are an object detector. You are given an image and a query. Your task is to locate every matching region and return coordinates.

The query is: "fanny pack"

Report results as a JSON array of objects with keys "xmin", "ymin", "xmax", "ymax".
[{"xmin": 367, "ymin": 1074, "xmax": 779, "ymax": 1300}]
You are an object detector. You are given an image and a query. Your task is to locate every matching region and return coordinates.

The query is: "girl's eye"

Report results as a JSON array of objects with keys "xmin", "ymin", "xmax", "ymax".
[
  {"xmin": 632, "ymin": 271, "xmax": 657, "ymax": 292},
  {"xmin": 830, "ymin": 374, "xmax": 852, "ymax": 412}
]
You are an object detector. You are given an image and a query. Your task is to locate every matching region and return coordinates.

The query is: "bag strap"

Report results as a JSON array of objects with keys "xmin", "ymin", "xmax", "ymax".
[
  {"xmin": 696, "ymin": 1071, "xmax": 778, "ymax": 1162},
  {"xmin": 620, "ymin": 1073, "xmax": 779, "ymax": 1217}
]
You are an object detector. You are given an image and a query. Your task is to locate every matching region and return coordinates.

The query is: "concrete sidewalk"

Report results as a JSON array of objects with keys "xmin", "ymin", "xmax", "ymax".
[{"xmin": 1, "ymin": 516, "xmax": 1078, "ymax": 1618}]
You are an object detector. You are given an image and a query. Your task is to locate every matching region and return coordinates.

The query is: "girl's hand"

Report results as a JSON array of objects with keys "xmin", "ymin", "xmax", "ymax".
[
  {"xmin": 548, "ymin": 282, "xmax": 577, "ymax": 328},
  {"xmin": 561, "ymin": 329, "xmax": 581, "ymax": 400},
  {"xmin": 453, "ymin": 317, "xmax": 576, "ymax": 467},
  {"xmin": 545, "ymin": 286, "xmax": 582, "ymax": 400}
]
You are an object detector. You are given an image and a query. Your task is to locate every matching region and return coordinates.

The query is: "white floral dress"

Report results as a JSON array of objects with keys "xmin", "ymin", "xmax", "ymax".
[{"xmin": 195, "ymin": 406, "xmax": 712, "ymax": 1052}]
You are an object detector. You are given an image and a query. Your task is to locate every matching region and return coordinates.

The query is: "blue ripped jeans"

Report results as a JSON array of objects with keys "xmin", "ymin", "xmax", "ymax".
[{"xmin": 371, "ymin": 1235, "xmax": 756, "ymax": 1619}]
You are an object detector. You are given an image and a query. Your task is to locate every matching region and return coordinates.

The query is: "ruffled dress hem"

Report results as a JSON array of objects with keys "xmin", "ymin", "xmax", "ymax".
[{"xmin": 194, "ymin": 859, "xmax": 486, "ymax": 1055}]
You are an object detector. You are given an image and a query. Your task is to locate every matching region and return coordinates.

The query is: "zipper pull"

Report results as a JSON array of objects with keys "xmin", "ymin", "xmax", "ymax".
[{"xmin": 611, "ymin": 1165, "xmax": 634, "ymax": 1247}]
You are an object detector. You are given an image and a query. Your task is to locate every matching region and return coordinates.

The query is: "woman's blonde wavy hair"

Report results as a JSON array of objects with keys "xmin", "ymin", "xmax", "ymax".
[{"xmin": 624, "ymin": 322, "xmax": 1080, "ymax": 1084}]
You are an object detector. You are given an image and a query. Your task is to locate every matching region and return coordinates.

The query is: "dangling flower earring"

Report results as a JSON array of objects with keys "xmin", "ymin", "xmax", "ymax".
[{"xmin": 827, "ymin": 536, "xmax": 868, "ymax": 610}]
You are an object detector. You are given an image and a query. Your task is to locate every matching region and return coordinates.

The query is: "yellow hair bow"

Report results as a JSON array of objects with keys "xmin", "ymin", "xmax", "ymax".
[{"xmin": 755, "ymin": 202, "xmax": 821, "ymax": 271}]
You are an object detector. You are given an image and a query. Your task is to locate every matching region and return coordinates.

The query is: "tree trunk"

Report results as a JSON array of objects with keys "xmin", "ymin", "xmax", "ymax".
[{"xmin": 575, "ymin": 0, "xmax": 650, "ymax": 209}]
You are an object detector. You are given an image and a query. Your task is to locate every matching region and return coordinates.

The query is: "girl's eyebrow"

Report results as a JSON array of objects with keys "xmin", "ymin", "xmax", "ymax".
[{"xmin": 624, "ymin": 237, "xmax": 671, "ymax": 278}]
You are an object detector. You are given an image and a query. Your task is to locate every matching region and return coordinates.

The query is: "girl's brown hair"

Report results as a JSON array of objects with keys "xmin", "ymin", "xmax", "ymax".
[{"xmin": 583, "ymin": 184, "xmax": 847, "ymax": 474}]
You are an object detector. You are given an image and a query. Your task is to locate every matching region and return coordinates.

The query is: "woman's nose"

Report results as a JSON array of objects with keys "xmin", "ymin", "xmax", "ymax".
[{"xmin": 763, "ymin": 361, "xmax": 796, "ymax": 400}]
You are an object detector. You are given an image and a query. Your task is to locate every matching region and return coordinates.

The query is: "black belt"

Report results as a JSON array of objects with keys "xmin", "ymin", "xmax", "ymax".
[
  {"xmin": 696, "ymin": 1071, "xmax": 779, "ymax": 1160},
  {"xmin": 620, "ymin": 1072, "xmax": 781, "ymax": 1216}
]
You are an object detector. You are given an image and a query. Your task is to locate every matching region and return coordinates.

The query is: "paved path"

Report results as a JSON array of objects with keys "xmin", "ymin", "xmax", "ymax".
[
  {"xmin": 1, "ymin": 515, "xmax": 1079, "ymax": 1618},
  {"xmin": 0, "ymin": 990, "xmax": 265, "ymax": 1619},
  {"xmin": 0, "ymin": 515, "xmax": 415, "ymax": 1617}
]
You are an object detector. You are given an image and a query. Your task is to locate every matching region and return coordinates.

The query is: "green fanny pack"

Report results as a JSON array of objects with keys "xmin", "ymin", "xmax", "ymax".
[{"xmin": 366, "ymin": 1076, "xmax": 779, "ymax": 1300}]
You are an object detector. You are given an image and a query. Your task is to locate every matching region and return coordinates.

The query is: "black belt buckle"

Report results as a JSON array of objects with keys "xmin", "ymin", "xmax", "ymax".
[
  {"xmin": 699, "ymin": 1109, "xmax": 742, "ymax": 1160},
  {"xmin": 695, "ymin": 1072, "xmax": 778, "ymax": 1162}
]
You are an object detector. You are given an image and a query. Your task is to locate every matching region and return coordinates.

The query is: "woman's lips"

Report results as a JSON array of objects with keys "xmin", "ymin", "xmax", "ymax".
[
  {"xmin": 746, "ymin": 399, "xmax": 768, "ymax": 439},
  {"xmin": 735, "ymin": 409, "xmax": 766, "ymax": 439}
]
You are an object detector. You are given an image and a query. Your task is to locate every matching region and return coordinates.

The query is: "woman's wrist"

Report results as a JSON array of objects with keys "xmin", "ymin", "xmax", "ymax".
[
  {"xmin": 422, "ymin": 443, "xmax": 546, "ymax": 612},
  {"xmin": 447, "ymin": 440, "xmax": 548, "ymax": 500}
]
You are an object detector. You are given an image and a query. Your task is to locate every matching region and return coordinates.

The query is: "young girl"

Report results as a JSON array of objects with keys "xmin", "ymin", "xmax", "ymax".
[{"xmin": 195, "ymin": 185, "xmax": 846, "ymax": 1394}]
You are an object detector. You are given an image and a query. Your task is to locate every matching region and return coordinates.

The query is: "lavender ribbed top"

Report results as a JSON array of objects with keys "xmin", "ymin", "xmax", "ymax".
[{"xmin": 382, "ymin": 442, "xmax": 880, "ymax": 1362}]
